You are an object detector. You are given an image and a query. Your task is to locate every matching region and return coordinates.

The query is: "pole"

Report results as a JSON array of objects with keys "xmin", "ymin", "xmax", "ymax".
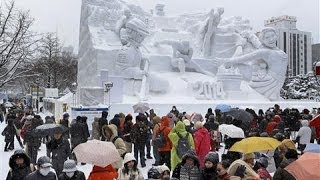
[{"xmin": 36, "ymin": 85, "xmax": 39, "ymax": 113}]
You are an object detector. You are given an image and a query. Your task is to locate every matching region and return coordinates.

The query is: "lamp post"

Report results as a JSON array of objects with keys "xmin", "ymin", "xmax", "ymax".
[
  {"xmin": 35, "ymin": 78, "xmax": 40, "ymax": 113},
  {"xmin": 71, "ymin": 82, "xmax": 77, "ymax": 106},
  {"xmin": 104, "ymin": 82, "xmax": 113, "ymax": 109}
]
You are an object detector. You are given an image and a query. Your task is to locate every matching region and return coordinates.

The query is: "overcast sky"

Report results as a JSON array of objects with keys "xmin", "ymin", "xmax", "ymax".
[{"xmin": 13, "ymin": 0, "xmax": 319, "ymax": 52}]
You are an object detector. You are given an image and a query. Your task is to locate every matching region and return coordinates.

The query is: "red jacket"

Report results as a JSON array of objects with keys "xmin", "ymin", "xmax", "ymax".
[
  {"xmin": 194, "ymin": 127, "xmax": 211, "ymax": 168},
  {"xmin": 88, "ymin": 165, "xmax": 118, "ymax": 180},
  {"xmin": 157, "ymin": 116, "xmax": 172, "ymax": 152}
]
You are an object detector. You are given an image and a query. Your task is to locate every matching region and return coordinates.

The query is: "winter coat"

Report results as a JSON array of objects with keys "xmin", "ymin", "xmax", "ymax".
[
  {"xmin": 92, "ymin": 118, "xmax": 101, "ymax": 140},
  {"xmin": 172, "ymin": 151, "xmax": 201, "ymax": 180},
  {"xmin": 24, "ymin": 170, "xmax": 57, "ymax": 180},
  {"xmin": 6, "ymin": 150, "xmax": 33, "ymax": 180},
  {"xmin": 273, "ymin": 158, "xmax": 296, "ymax": 180},
  {"xmin": 23, "ymin": 120, "xmax": 42, "ymax": 146},
  {"xmin": 88, "ymin": 165, "xmax": 118, "ymax": 180},
  {"xmin": 266, "ymin": 121, "xmax": 277, "ymax": 135},
  {"xmin": 194, "ymin": 127, "xmax": 211, "ymax": 168},
  {"xmin": 117, "ymin": 168, "xmax": 144, "ymax": 180},
  {"xmin": 2, "ymin": 120, "xmax": 16, "ymax": 143},
  {"xmin": 98, "ymin": 117, "xmax": 108, "ymax": 136},
  {"xmin": 297, "ymin": 120, "xmax": 311, "ymax": 145},
  {"xmin": 130, "ymin": 122, "xmax": 148, "ymax": 145},
  {"xmin": 46, "ymin": 137, "xmax": 71, "ymax": 175},
  {"xmin": 58, "ymin": 170, "xmax": 86, "ymax": 180},
  {"xmin": 102, "ymin": 124, "xmax": 126, "ymax": 169},
  {"xmin": 70, "ymin": 120, "xmax": 89, "ymax": 148},
  {"xmin": 169, "ymin": 121, "xmax": 195, "ymax": 170},
  {"xmin": 157, "ymin": 117, "xmax": 172, "ymax": 152},
  {"xmin": 257, "ymin": 167, "xmax": 272, "ymax": 180},
  {"xmin": 59, "ymin": 118, "xmax": 70, "ymax": 138},
  {"xmin": 201, "ymin": 167, "xmax": 218, "ymax": 180},
  {"xmin": 122, "ymin": 121, "xmax": 133, "ymax": 143},
  {"xmin": 259, "ymin": 119, "xmax": 268, "ymax": 134}
]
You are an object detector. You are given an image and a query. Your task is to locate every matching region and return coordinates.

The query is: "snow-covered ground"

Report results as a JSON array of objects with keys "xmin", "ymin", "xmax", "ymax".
[{"xmin": 0, "ymin": 121, "xmax": 227, "ymax": 179}]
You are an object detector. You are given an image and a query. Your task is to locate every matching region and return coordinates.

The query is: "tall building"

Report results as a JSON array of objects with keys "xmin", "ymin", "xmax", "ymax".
[
  {"xmin": 264, "ymin": 15, "xmax": 312, "ymax": 77},
  {"xmin": 312, "ymin": 43, "xmax": 320, "ymax": 64}
]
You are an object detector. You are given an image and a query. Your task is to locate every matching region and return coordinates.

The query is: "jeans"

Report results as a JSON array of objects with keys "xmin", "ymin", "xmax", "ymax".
[{"xmin": 153, "ymin": 144, "xmax": 161, "ymax": 165}]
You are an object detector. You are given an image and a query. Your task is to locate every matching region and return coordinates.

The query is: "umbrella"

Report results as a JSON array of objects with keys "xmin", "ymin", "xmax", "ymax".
[
  {"xmin": 229, "ymin": 137, "xmax": 281, "ymax": 154},
  {"xmin": 285, "ymin": 152, "xmax": 320, "ymax": 180},
  {"xmin": 219, "ymin": 124, "xmax": 245, "ymax": 138},
  {"xmin": 225, "ymin": 108, "xmax": 254, "ymax": 124},
  {"xmin": 132, "ymin": 102, "xmax": 150, "ymax": 113},
  {"xmin": 73, "ymin": 140, "xmax": 121, "ymax": 167},
  {"xmin": 280, "ymin": 139, "xmax": 296, "ymax": 150},
  {"xmin": 309, "ymin": 114, "xmax": 320, "ymax": 127},
  {"xmin": 35, "ymin": 124, "xmax": 67, "ymax": 137},
  {"xmin": 215, "ymin": 104, "xmax": 231, "ymax": 113},
  {"xmin": 304, "ymin": 143, "xmax": 320, "ymax": 153}
]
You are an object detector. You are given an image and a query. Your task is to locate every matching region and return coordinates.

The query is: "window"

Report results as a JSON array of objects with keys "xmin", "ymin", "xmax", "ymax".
[
  {"xmin": 283, "ymin": 32, "xmax": 287, "ymax": 53},
  {"xmin": 304, "ymin": 35, "xmax": 307, "ymax": 73}
]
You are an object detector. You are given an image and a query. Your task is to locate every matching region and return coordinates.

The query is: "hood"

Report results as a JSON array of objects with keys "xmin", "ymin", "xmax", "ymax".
[
  {"xmin": 92, "ymin": 164, "xmax": 117, "ymax": 174},
  {"xmin": 123, "ymin": 153, "xmax": 136, "ymax": 164},
  {"xmin": 273, "ymin": 115, "xmax": 281, "ymax": 123},
  {"xmin": 9, "ymin": 150, "xmax": 30, "ymax": 169},
  {"xmin": 161, "ymin": 116, "xmax": 170, "ymax": 127},
  {"xmin": 102, "ymin": 124, "xmax": 118, "ymax": 139},
  {"xmin": 196, "ymin": 127, "xmax": 209, "ymax": 135},
  {"xmin": 301, "ymin": 120, "xmax": 309, "ymax": 127},
  {"xmin": 153, "ymin": 116, "xmax": 161, "ymax": 124},
  {"xmin": 181, "ymin": 150, "xmax": 200, "ymax": 167},
  {"xmin": 110, "ymin": 117, "xmax": 120, "ymax": 128},
  {"xmin": 173, "ymin": 121, "xmax": 186, "ymax": 133}
]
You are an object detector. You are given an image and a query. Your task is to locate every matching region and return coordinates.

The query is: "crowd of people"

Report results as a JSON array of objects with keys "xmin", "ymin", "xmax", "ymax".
[{"xmin": 1, "ymin": 103, "xmax": 318, "ymax": 179}]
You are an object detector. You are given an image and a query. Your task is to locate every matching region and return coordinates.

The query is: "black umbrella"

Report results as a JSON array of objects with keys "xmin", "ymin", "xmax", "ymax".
[
  {"xmin": 35, "ymin": 124, "xmax": 67, "ymax": 137},
  {"xmin": 225, "ymin": 108, "xmax": 253, "ymax": 128}
]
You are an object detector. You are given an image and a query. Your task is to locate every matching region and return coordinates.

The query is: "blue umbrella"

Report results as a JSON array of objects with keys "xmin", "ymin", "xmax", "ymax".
[
  {"xmin": 215, "ymin": 104, "xmax": 231, "ymax": 113},
  {"xmin": 304, "ymin": 143, "xmax": 320, "ymax": 153}
]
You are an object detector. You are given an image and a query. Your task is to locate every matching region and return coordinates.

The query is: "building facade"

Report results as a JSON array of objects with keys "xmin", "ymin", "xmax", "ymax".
[
  {"xmin": 312, "ymin": 43, "xmax": 320, "ymax": 65},
  {"xmin": 265, "ymin": 15, "xmax": 312, "ymax": 77}
]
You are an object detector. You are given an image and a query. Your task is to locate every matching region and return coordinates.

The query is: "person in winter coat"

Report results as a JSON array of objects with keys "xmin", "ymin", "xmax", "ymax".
[
  {"xmin": 98, "ymin": 110, "xmax": 109, "ymax": 141},
  {"xmin": 24, "ymin": 156, "xmax": 57, "ymax": 180},
  {"xmin": 23, "ymin": 116, "xmax": 43, "ymax": 164},
  {"xmin": 253, "ymin": 157, "xmax": 272, "ymax": 180},
  {"xmin": 201, "ymin": 152, "xmax": 219, "ymax": 180},
  {"xmin": 216, "ymin": 160, "xmax": 231, "ymax": 180},
  {"xmin": 117, "ymin": 153, "xmax": 144, "ymax": 180},
  {"xmin": 58, "ymin": 159, "xmax": 86, "ymax": 180},
  {"xmin": 70, "ymin": 116, "xmax": 89, "ymax": 150},
  {"xmin": 102, "ymin": 124, "xmax": 126, "ymax": 169},
  {"xmin": 88, "ymin": 165, "xmax": 118, "ymax": 180},
  {"xmin": 151, "ymin": 115, "xmax": 162, "ymax": 166},
  {"xmin": 110, "ymin": 114, "xmax": 122, "ymax": 136},
  {"xmin": 169, "ymin": 121, "xmax": 195, "ymax": 170},
  {"xmin": 295, "ymin": 120, "xmax": 311, "ymax": 151},
  {"xmin": 46, "ymin": 132, "xmax": 71, "ymax": 176},
  {"xmin": 6, "ymin": 149, "xmax": 34, "ymax": 180},
  {"xmin": 273, "ymin": 149, "xmax": 297, "ymax": 180},
  {"xmin": 59, "ymin": 113, "xmax": 70, "ymax": 139},
  {"xmin": 205, "ymin": 108, "xmax": 214, "ymax": 122},
  {"xmin": 172, "ymin": 150, "xmax": 201, "ymax": 180},
  {"xmin": 122, "ymin": 114, "xmax": 133, "ymax": 153},
  {"xmin": 265, "ymin": 115, "xmax": 281, "ymax": 136},
  {"xmin": 170, "ymin": 106, "xmax": 180, "ymax": 118},
  {"xmin": 2, "ymin": 119, "xmax": 16, "ymax": 151},
  {"xmin": 130, "ymin": 114, "xmax": 149, "ymax": 167},
  {"xmin": 157, "ymin": 116, "xmax": 172, "ymax": 170},
  {"xmin": 194, "ymin": 121, "xmax": 211, "ymax": 168},
  {"xmin": 92, "ymin": 117, "xmax": 101, "ymax": 140}
]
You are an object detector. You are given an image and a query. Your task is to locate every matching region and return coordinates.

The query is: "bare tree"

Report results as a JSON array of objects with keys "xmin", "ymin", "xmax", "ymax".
[{"xmin": 0, "ymin": 1, "xmax": 37, "ymax": 87}]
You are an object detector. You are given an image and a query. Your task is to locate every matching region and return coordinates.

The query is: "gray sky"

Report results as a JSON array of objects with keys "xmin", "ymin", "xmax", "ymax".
[{"xmin": 14, "ymin": 0, "xmax": 319, "ymax": 52}]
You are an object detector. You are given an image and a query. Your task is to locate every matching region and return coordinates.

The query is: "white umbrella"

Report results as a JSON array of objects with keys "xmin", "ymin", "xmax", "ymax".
[
  {"xmin": 73, "ymin": 140, "xmax": 121, "ymax": 167},
  {"xmin": 132, "ymin": 102, "xmax": 150, "ymax": 113},
  {"xmin": 219, "ymin": 124, "xmax": 245, "ymax": 138}
]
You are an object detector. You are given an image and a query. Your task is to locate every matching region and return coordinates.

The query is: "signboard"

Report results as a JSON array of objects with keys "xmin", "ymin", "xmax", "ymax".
[
  {"xmin": 45, "ymin": 88, "xmax": 59, "ymax": 98},
  {"xmin": 71, "ymin": 107, "xmax": 108, "ymax": 132}
]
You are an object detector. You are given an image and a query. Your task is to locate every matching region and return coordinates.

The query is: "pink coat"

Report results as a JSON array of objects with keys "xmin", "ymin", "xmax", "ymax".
[{"xmin": 194, "ymin": 127, "xmax": 211, "ymax": 168}]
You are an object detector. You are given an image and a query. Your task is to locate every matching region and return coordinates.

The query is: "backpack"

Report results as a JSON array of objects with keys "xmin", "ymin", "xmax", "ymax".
[
  {"xmin": 176, "ymin": 132, "xmax": 191, "ymax": 158},
  {"xmin": 153, "ymin": 128, "xmax": 166, "ymax": 148}
]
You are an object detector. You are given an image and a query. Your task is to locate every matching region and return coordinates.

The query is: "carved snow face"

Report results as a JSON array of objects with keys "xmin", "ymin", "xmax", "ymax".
[{"xmin": 262, "ymin": 31, "xmax": 277, "ymax": 48}]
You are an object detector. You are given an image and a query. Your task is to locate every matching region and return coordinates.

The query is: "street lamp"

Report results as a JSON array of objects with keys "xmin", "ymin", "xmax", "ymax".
[
  {"xmin": 35, "ymin": 78, "xmax": 40, "ymax": 113},
  {"xmin": 71, "ymin": 82, "xmax": 77, "ymax": 106},
  {"xmin": 104, "ymin": 82, "xmax": 113, "ymax": 109}
]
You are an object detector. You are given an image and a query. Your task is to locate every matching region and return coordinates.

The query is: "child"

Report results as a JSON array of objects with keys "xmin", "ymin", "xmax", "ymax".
[
  {"xmin": 117, "ymin": 153, "xmax": 144, "ymax": 180},
  {"xmin": 201, "ymin": 152, "xmax": 219, "ymax": 180}
]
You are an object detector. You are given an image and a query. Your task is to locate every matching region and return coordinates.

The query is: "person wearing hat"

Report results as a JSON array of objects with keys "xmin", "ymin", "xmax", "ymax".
[
  {"xmin": 58, "ymin": 159, "xmax": 85, "ymax": 180},
  {"xmin": 273, "ymin": 149, "xmax": 297, "ymax": 180},
  {"xmin": 156, "ymin": 164, "xmax": 170, "ymax": 180},
  {"xmin": 6, "ymin": 149, "xmax": 35, "ymax": 180},
  {"xmin": 59, "ymin": 113, "xmax": 70, "ymax": 139},
  {"xmin": 201, "ymin": 152, "xmax": 219, "ymax": 180},
  {"xmin": 171, "ymin": 150, "xmax": 201, "ymax": 180},
  {"xmin": 25, "ymin": 156, "xmax": 57, "ymax": 180},
  {"xmin": 253, "ymin": 157, "xmax": 272, "ymax": 180},
  {"xmin": 117, "ymin": 153, "xmax": 144, "ymax": 180},
  {"xmin": 147, "ymin": 167, "xmax": 161, "ymax": 180}
]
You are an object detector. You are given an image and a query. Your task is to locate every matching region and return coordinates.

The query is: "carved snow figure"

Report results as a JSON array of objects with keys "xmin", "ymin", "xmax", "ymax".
[
  {"xmin": 115, "ymin": 9, "xmax": 133, "ymax": 45},
  {"xmin": 201, "ymin": 8, "xmax": 224, "ymax": 58},
  {"xmin": 222, "ymin": 27, "xmax": 288, "ymax": 101}
]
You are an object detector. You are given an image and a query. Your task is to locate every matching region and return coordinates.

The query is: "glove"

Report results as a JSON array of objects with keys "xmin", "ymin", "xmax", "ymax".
[{"xmin": 235, "ymin": 165, "xmax": 246, "ymax": 178}]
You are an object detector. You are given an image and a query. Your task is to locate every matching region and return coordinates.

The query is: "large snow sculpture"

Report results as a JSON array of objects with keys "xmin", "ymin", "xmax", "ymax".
[{"xmin": 222, "ymin": 27, "xmax": 288, "ymax": 100}]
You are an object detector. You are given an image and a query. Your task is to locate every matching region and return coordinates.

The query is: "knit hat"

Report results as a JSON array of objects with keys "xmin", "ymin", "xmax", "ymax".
[
  {"xmin": 242, "ymin": 153, "xmax": 254, "ymax": 161},
  {"xmin": 257, "ymin": 157, "xmax": 268, "ymax": 168},
  {"xmin": 37, "ymin": 156, "xmax": 52, "ymax": 168},
  {"xmin": 157, "ymin": 164, "xmax": 170, "ymax": 174},
  {"xmin": 123, "ymin": 153, "xmax": 136, "ymax": 164},
  {"xmin": 181, "ymin": 150, "xmax": 200, "ymax": 167},
  {"xmin": 62, "ymin": 159, "xmax": 77, "ymax": 172},
  {"xmin": 148, "ymin": 167, "xmax": 161, "ymax": 179},
  {"xmin": 204, "ymin": 152, "xmax": 219, "ymax": 164},
  {"xmin": 63, "ymin": 113, "xmax": 69, "ymax": 118},
  {"xmin": 183, "ymin": 119, "xmax": 191, "ymax": 126}
]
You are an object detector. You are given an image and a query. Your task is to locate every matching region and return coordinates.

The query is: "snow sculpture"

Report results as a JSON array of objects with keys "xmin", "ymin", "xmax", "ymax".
[
  {"xmin": 200, "ymin": 8, "xmax": 224, "ymax": 58},
  {"xmin": 115, "ymin": 9, "xmax": 133, "ymax": 45},
  {"xmin": 222, "ymin": 27, "xmax": 288, "ymax": 100}
]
